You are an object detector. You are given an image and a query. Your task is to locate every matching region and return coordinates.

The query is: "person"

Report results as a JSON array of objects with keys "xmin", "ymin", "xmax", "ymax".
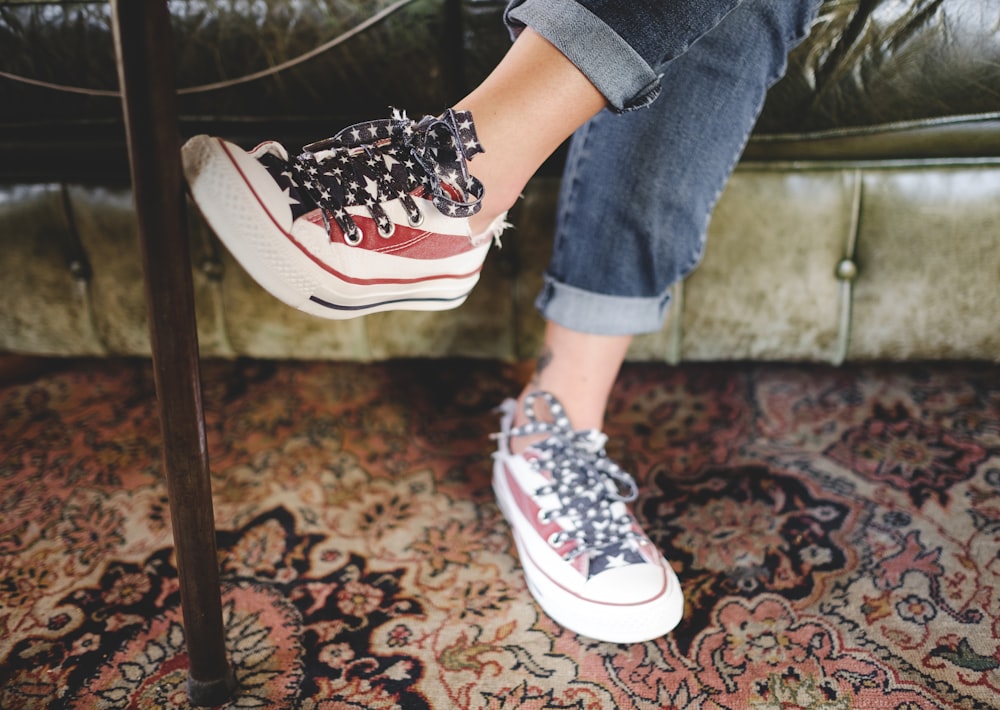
[{"xmin": 182, "ymin": 0, "xmax": 822, "ymax": 644}]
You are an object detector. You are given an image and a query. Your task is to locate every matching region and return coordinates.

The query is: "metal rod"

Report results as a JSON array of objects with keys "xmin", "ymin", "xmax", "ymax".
[{"xmin": 109, "ymin": 0, "xmax": 236, "ymax": 703}]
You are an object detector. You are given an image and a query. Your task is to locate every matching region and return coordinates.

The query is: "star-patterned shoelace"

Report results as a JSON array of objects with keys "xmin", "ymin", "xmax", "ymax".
[
  {"xmin": 268, "ymin": 108, "xmax": 485, "ymax": 245},
  {"xmin": 503, "ymin": 392, "xmax": 651, "ymax": 575}
]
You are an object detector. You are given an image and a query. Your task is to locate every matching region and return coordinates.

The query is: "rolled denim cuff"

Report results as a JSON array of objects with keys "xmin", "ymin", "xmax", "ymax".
[
  {"xmin": 534, "ymin": 274, "xmax": 672, "ymax": 336},
  {"xmin": 504, "ymin": 0, "xmax": 662, "ymax": 112}
]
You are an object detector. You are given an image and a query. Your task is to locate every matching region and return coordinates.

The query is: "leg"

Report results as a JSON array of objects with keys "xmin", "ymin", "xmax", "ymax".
[
  {"xmin": 525, "ymin": 0, "xmax": 824, "ymax": 423},
  {"xmin": 512, "ymin": 323, "xmax": 632, "ymax": 453},
  {"xmin": 456, "ymin": 28, "xmax": 606, "ymax": 235},
  {"xmin": 496, "ymin": 0, "xmax": 823, "ymax": 643}
]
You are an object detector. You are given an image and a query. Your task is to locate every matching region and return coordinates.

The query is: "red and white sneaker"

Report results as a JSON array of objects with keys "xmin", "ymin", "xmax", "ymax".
[
  {"xmin": 492, "ymin": 392, "xmax": 684, "ymax": 643},
  {"xmin": 181, "ymin": 109, "xmax": 507, "ymax": 318}
]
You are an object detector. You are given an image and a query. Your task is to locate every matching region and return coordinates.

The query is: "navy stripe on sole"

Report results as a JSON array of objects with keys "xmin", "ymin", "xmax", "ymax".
[{"xmin": 308, "ymin": 291, "xmax": 471, "ymax": 312}]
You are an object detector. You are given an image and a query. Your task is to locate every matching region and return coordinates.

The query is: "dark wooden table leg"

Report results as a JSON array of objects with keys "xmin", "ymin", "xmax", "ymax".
[{"xmin": 109, "ymin": 0, "xmax": 236, "ymax": 704}]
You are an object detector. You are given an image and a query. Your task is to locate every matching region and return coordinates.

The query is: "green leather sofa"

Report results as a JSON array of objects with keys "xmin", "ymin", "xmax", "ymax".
[{"xmin": 2, "ymin": 0, "xmax": 998, "ymax": 363}]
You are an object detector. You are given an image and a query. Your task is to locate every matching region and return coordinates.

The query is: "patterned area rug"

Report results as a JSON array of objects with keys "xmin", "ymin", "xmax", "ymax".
[{"xmin": 2, "ymin": 358, "xmax": 998, "ymax": 709}]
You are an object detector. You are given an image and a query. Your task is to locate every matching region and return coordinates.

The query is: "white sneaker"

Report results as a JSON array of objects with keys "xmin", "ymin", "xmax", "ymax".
[
  {"xmin": 181, "ymin": 109, "xmax": 507, "ymax": 318},
  {"xmin": 492, "ymin": 392, "xmax": 684, "ymax": 643}
]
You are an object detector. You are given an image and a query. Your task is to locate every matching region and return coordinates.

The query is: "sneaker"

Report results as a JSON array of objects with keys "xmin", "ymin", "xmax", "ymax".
[
  {"xmin": 181, "ymin": 109, "xmax": 508, "ymax": 319},
  {"xmin": 492, "ymin": 392, "xmax": 684, "ymax": 643}
]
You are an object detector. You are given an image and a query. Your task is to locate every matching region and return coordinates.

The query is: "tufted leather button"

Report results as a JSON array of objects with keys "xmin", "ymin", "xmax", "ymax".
[
  {"xmin": 68, "ymin": 259, "xmax": 90, "ymax": 280},
  {"xmin": 835, "ymin": 258, "xmax": 858, "ymax": 281},
  {"xmin": 199, "ymin": 258, "xmax": 224, "ymax": 280}
]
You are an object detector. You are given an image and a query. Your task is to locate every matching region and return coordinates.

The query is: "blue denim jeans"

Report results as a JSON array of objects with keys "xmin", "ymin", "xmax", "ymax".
[{"xmin": 505, "ymin": 0, "xmax": 822, "ymax": 335}]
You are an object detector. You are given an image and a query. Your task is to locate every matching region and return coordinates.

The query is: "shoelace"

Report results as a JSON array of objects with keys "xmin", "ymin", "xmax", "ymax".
[
  {"xmin": 289, "ymin": 108, "xmax": 485, "ymax": 245},
  {"xmin": 504, "ymin": 392, "xmax": 646, "ymax": 562}
]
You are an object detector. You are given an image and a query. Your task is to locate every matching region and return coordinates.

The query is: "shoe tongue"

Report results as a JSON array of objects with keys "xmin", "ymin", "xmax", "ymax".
[
  {"xmin": 249, "ymin": 140, "xmax": 289, "ymax": 162},
  {"xmin": 254, "ymin": 149, "xmax": 313, "ymax": 220}
]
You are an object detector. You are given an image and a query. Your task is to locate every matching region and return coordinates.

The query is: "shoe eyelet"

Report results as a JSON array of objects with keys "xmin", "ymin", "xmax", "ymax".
[
  {"xmin": 377, "ymin": 221, "xmax": 396, "ymax": 239},
  {"xmin": 547, "ymin": 531, "xmax": 567, "ymax": 547},
  {"xmin": 344, "ymin": 224, "xmax": 363, "ymax": 246},
  {"xmin": 407, "ymin": 209, "xmax": 425, "ymax": 227}
]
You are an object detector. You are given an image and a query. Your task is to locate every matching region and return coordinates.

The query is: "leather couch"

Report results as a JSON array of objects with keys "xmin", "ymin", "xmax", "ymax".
[{"xmin": 2, "ymin": 0, "xmax": 998, "ymax": 363}]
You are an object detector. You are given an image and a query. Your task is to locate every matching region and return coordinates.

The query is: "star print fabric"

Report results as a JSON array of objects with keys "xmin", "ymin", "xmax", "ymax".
[
  {"xmin": 509, "ymin": 392, "xmax": 653, "ymax": 579},
  {"xmin": 255, "ymin": 109, "xmax": 485, "ymax": 245}
]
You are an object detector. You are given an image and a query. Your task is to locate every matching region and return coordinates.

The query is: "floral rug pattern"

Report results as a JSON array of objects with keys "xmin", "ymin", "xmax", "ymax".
[{"xmin": 1, "ymin": 359, "xmax": 998, "ymax": 709}]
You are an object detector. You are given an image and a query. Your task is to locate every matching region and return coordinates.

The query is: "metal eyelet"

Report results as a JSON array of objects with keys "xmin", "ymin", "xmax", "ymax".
[
  {"xmin": 407, "ymin": 209, "xmax": 425, "ymax": 227},
  {"xmin": 377, "ymin": 221, "xmax": 396, "ymax": 239},
  {"xmin": 344, "ymin": 223, "xmax": 363, "ymax": 246}
]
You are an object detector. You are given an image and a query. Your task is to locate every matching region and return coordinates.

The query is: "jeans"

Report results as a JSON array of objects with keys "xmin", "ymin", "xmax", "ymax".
[{"xmin": 504, "ymin": 0, "xmax": 823, "ymax": 335}]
